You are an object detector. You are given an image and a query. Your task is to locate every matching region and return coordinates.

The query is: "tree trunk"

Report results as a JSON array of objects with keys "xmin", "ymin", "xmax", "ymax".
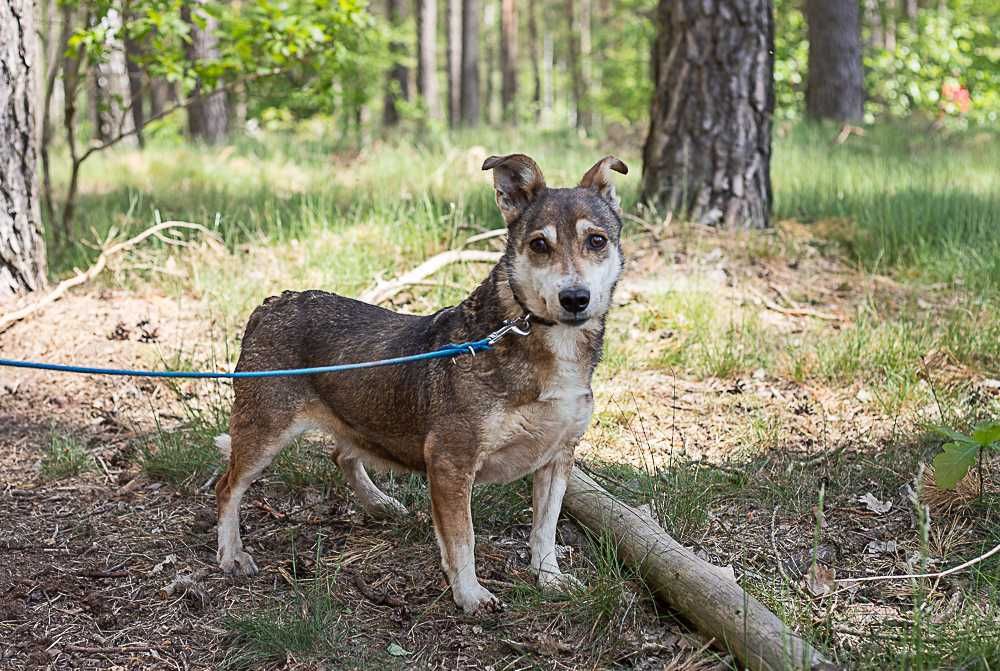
[
  {"xmin": 92, "ymin": 7, "xmax": 135, "ymax": 147},
  {"xmin": 804, "ymin": 0, "xmax": 864, "ymax": 123},
  {"xmin": 641, "ymin": 0, "xmax": 775, "ymax": 230},
  {"xmin": 527, "ymin": 0, "xmax": 541, "ymax": 121},
  {"xmin": 383, "ymin": 0, "xmax": 410, "ymax": 127},
  {"xmin": 446, "ymin": 0, "xmax": 462, "ymax": 127},
  {"xmin": 483, "ymin": 2, "xmax": 496, "ymax": 124},
  {"xmin": 500, "ymin": 0, "xmax": 517, "ymax": 123},
  {"xmin": 566, "ymin": 0, "xmax": 592, "ymax": 131},
  {"xmin": 123, "ymin": 13, "xmax": 146, "ymax": 149},
  {"xmin": 416, "ymin": 0, "xmax": 440, "ymax": 120},
  {"xmin": 182, "ymin": 0, "xmax": 228, "ymax": 143},
  {"xmin": 0, "ymin": 0, "xmax": 47, "ymax": 297},
  {"xmin": 460, "ymin": 0, "xmax": 480, "ymax": 126}
]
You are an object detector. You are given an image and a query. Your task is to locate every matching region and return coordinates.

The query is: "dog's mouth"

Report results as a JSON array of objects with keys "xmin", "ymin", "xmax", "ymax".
[{"xmin": 558, "ymin": 314, "xmax": 591, "ymax": 326}]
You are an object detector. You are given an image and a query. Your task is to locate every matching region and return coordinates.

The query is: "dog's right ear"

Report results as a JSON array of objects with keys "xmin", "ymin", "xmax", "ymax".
[{"xmin": 482, "ymin": 154, "xmax": 546, "ymax": 225}]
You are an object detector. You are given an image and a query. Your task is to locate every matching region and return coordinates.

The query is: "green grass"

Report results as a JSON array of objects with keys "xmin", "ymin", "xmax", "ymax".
[
  {"xmin": 774, "ymin": 121, "xmax": 1000, "ymax": 291},
  {"xmin": 40, "ymin": 432, "xmax": 94, "ymax": 480},
  {"xmin": 222, "ymin": 573, "xmax": 382, "ymax": 670}
]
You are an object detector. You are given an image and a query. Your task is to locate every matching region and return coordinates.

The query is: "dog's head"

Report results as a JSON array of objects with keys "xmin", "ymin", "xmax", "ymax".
[{"xmin": 483, "ymin": 154, "xmax": 627, "ymax": 326}]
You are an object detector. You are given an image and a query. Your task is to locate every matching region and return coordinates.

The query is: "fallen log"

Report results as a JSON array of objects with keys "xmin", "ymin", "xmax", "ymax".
[{"xmin": 564, "ymin": 467, "xmax": 838, "ymax": 671}]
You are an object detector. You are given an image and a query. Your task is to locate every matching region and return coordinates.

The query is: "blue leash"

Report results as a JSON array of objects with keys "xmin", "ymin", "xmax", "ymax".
[{"xmin": 0, "ymin": 316, "xmax": 532, "ymax": 380}]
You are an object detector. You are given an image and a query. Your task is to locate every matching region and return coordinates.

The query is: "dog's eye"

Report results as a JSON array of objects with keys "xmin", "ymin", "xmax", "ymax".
[
  {"xmin": 529, "ymin": 238, "xmax": 550, "ymax": 254},
  {"xmin": 587, "ymin": 234, "xmax": 607, "ymax": 251}
]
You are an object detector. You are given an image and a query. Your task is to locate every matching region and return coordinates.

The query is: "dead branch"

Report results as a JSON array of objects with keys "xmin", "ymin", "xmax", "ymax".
[
  {"xmin": 564, "ymin": 467, "xmax": 838, "ymax": 671},
  {"xmin": 747, "ymin": 287, "xmax": 844, "ymax": 323},
  {"xmin": 358, "ymin": 250, "xmax": 501, "ymax": 305},
  {"xmin": 0, "ymin": 221, "xmax": 221, "ymax": 334},
  {"xmin": 461, "ymin": 227, "xmax": 507, "ymax": 247}
]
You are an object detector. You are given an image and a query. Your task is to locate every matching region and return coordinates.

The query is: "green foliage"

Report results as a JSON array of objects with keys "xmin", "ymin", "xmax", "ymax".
[
  {"xmin": 592, "ymin": 0, "xmax": 656, "ymax": 126},
  {"xmin": 773, "ymin": 0, "xmax": 808, "ymax": 119},
  {"xmin": 863, "ymin": 2, "xmax": 1000, "ymax": 125},
  {"xmin": 932, "ymin": 422, "xmax": 1000, "ymax": 489},
  {"xmin": 66, "ymin": 0, "xmax": 386, "ymax": 132}
]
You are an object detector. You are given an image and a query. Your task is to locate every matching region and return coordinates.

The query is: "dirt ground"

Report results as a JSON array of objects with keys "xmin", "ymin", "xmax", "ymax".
[{"xmin": 1, "ymin": 226, "xmax": 996, "ymax": 670}]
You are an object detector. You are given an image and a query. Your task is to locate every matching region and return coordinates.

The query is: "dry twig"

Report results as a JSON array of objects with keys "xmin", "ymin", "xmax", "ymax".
[
  {"xmin": 358, "ymin": 249, "xmax": 501, "ymax": 306},
  {"xmin": 0, "ymin": 221, "xmax": 222, "ymax": 334}
]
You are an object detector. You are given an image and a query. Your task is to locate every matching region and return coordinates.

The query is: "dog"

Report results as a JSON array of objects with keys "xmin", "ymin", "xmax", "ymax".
[{"xmin": 213, "ymin": 153, "xmax": 627, "ymax": 614}]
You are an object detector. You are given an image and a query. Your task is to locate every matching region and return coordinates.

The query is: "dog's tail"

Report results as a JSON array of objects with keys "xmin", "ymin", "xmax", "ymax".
[{"xmin": 214, "ymin": 434, "xmax": 232, "ymax": 461}]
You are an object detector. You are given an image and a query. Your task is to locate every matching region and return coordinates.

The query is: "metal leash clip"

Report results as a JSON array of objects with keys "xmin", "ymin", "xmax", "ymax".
[{"xmin": 486, "ymin": 313, "xmax": 533, "ymax": 346}]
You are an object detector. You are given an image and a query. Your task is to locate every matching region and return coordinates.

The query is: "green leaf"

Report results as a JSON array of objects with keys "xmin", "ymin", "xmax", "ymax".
[
  {"xmin": 972, "ymin": 423, "xmax": 1000, "ymax": 447},
  {"xmin": 932, "ymin": 425, "xmax": 975, "ymax": 444},
  {"xmin": 387, "ymin": 643, "xmax": 411, "ymax": 657},
  {"xmin": 933, "ymin": 442, "xmax": 980, "ymax": 490}
]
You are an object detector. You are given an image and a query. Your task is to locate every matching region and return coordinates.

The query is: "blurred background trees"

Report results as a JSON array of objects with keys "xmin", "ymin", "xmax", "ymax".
[{"xmin": 3, "ymin": 0, "xmax": 998, "ymax": 294}]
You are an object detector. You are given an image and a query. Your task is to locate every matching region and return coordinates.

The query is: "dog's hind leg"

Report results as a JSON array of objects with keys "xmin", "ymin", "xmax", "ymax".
[
  {"xmin": 334, "ymin": 448, "xmax": 407, "ymax": 519},
  {"xmin": 215, "ymin": 414, "xmax": 305, "ymax": 577},
  {"xmin": 530, "ymin": 450, "xmax": 581, "ymax": 592}
]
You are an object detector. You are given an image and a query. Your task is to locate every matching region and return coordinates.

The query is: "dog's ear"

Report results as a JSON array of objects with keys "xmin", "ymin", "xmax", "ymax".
[
  {"xmin": 482, "ymin": 154, "xmax": 546, "ymax": 225},
  {"xmin": 580, "ymin": 156, "xmax": 628, "ymax": 215}
]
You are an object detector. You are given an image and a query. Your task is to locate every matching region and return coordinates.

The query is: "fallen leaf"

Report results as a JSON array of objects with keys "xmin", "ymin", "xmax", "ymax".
[
  {"xmin": 858, "ymin": 492, "xmax": 892, "ymax": 515},
  {"xmin": 865, "ymin": 540, "xmax": 898, "ymax": 554},
  {"xmin": 150, "ymin": 554, "xmax": 177, "ymax": 575},
  {"xmin": 387, "ymin": 643, "xmax": 411, "ymax": 657},
  {"xmin": 805, "ymin": 562, "xmax": 836, "ymax": 597}
]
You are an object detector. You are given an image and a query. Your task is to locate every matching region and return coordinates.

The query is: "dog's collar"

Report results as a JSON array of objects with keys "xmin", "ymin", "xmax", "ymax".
[{"xmin": 509, "ymin": 283, "xmax": 558, "ymax": 327}]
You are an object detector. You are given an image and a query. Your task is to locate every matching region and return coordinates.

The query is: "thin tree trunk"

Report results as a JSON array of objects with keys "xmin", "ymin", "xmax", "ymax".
[
  {"xmin": 92, "ymin": 7, "xmax": 135, "ymax": 146},
  {"xmin": 542, "ymin": 29, "xmax": 553, "ymax": 122},
  {"xmin": 383, "ymin": 0, "xmax": 410, "ymax": 126},
  {"xmin": 527, "ymin": 0, "xmax": 541, "ymax": 121},
  {"xmin": 483, "ymin": 2, "xmax": 496, "ymax": 124},
  {"xmin": 641, "ymin": 0, "xmax": 775, "ymax": 229},
  {"xmin": 864, "ymin": 0, "xmax": 883, "ymax": 49},
  {"xmin": 41, "ymin": 4, "xmax": 76, "ymax": 238},
  {"xmin": 500, "ymin": 0, "xmax": 518, "ymax": 123},
  {"xmin": 123, "ymin": 11, "xmax": 146, "ymax": 149},
  {"xmin": 1, "ymin": 0, "xmax": 47, "ymax": 297},
  {"xmin": 566, "ymin": 0, "xmax": 592, "ymax": 131},
  {"xmin": 460, "ymin": 0, "xmax": 481, "ymax": 126},
  {"xmin": 446, "ymin": 0, "xmax": 462, "ymax": 127},
  {"xmin": 182, "ymin": 0, "xmax": 228, "ymax": 143},
  {"xmin": 149, "ymin": 78, "xmax": 170, "ymax": 117},
  {"xmin": 416, "ymin": 0, "xmax": 440, "ymax": 120},
  {"xmin": 804, "ymin": 0, "xmax": 864, "ymax": 122},
  {"xmin": 882, "ymin": 0, "xmax": 897, "ymax": 50}
]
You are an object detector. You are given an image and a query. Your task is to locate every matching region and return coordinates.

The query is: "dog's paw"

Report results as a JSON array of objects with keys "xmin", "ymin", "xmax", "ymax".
[
  {"xmin": 538, "ymin": 569, "xmax": 583, "ymax": 593},
  {"xmin": 219, "ymin": 549, "xmax": 259, "ymax": 577},
  {"xmin": 455, "ymin": 584, "xmax": 503, "ymax": 615},
  {"xmin": 363, "ymin": 494, "xmax": 408, "ymax": 521}
]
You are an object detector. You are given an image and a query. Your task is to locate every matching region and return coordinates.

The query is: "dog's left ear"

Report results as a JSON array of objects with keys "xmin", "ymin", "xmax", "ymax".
[
  {"xmin": 482, "ymin": 153, "xmax": 547, "ymax": 225},
  {"xmin": 580, "ymin": 156, "xmax": 628, "ymax": 215}
]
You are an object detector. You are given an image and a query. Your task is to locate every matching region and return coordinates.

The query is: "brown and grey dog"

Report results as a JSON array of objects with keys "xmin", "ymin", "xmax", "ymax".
[{"xmin": 213, "ymin": 153, "xmax": 627, "ymax": 614}]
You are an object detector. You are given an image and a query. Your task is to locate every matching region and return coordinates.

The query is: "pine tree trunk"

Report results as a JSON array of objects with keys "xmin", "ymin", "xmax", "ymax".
[
  {"xmin": 183, "ymin": 0, "xmax": 228, "ymax": 143},
  {"xmin": 804, "ymin": 0, "xmax": 864, "ymax": 122},
  {"xmin": 383, "ymin": 0, "xmax": 409, "ymax": 126},
  {"xmin": 641, "ymin": 0, "xmax": 775, "ymax": 230},
  {"xmin": 123, "ymin": 16, "xmax": 146, "ymax": 149},
  {"xmin": 1, "ymin": 0, "xmax": 47, "ymax": 297},
  {"xmin": 460, "ymin": 0, "xmax": 481, "ymax": 126},
  {"xmin": 92, "ymin": 7, "xmax": 136, "ymax": 147},
  {"xmin": 500, "ymin": 0, "xmax": 517, "ymax": 123},
  {"xmin": 566, "ymin": 0, "xmax": 592, "ymax": 131},
  {"xmin": 416, "ymin": 0, "xmax": 440, "ymax": 120},
  {"xmin": 527, "ymin": 0, "xmax": 541, "ymax": 122},
  {"xmin": 446, "ymin": 0, "xmax": 462, "ymax": 127}
]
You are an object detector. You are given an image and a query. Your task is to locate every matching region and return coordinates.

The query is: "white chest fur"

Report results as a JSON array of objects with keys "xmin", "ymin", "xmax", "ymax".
[{"xmin": 476, "ymin": 326, "xmax": 595, "ymax": 484}]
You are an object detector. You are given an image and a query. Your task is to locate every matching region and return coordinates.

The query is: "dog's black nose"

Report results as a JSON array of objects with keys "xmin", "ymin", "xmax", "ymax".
[{"xmin": 558, "ymin": 287, "xmax": 590, "ymax": 313}]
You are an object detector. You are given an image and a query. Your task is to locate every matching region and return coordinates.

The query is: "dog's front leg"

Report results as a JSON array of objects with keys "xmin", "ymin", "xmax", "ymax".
[
  {"xmin": 426, "ymin": 446, "xmax": 500, "ymax": 615},
  {"xmin": 530, "ymin": 450, "xmax": 581, "ymax": 592}
]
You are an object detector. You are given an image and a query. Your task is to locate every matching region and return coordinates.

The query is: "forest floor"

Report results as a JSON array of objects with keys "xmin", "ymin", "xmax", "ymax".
[{"xmin": 2, "ymin": 124, "xmax": 999, "ymax": 670}]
